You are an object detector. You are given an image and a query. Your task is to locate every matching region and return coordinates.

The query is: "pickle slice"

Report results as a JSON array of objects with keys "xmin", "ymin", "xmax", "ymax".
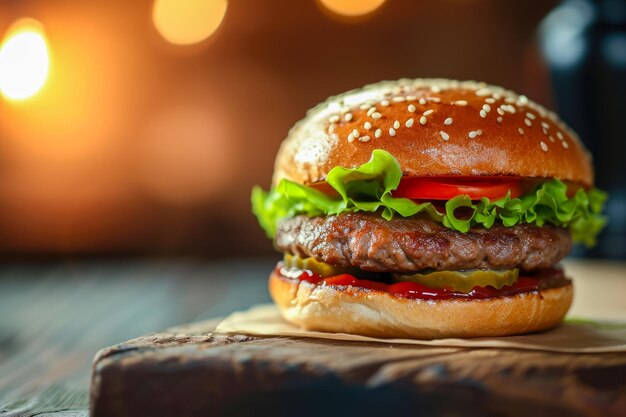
[
  {"xmin": 283, "ymin": 254, "xmax": 351, "ymax": 278},
  {"xmin": 393, "ymin": 269, "xmax": 519, "ymax": 293}
]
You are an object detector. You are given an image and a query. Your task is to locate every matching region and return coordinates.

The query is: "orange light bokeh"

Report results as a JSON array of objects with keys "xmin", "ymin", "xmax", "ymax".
[
  {"xmin": 0, "ymin": 18, "xmax": 49, "ymax": 101},
  {"xmin": 152, "ymin": 0, "xmax": 228, "ymax": 45},
  {"xmin": 316, "ymin": 0, "xmax": 386, "ymax": 17}
]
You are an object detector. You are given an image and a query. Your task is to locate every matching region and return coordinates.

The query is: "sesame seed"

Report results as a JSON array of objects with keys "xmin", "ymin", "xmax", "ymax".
[
  {"xmin": 364, "ymin": 121, "xmax": 372, "ymax": 130},
  {"xmin": 541, "ymin": 121, "xmax": 550, "ymax": 129},
  {"xmin": 542, "ymin": 128, "xmax": 548, "ymax": 135},
  {"xmin": 549, "ymin": 135, "xmax": 555, "ymax": 142},
  {"xmin": 476, "ymin": 88, "xmax": 492, "ymax": 96},
  {"xmin": 352, "ymin": 129, "xmax": 359, "ymax": 137},
  {"xmin": 526, "ymin": 112, "xmax": 536, "ymax": 120},
  {"xmin": 419, "ymin": 98, "xmax": 427, "ymax": 105},
  {"xmin": 380, "ymin": 99, "xmax": 390, "ymax": 107},
  {"xmin": 557, "ymin": 131, "xmax": 564, "ymax": 140},
  {"xmin": 440, "ymin": 131, "xmax": 449, "ymax": 140},
  {"xmin": 540, "ymin": 141, "xmax": 548, "ymax": 152},
  {"xmin": 408, "ymin": 104, "xmax": 416, "ymax": 113},
  {"xmin": 406, "ymin": 118, "xmax": 414, "ymax": 128},
  {"xmin": 454, "ymin": 100, "xmax": 468, "ymax": 106},
  {"xmin": 468, "ymin": 131, "xmax": 478, "ymax": 139},
  {"xmin": 476, "ymin": 129, "xmax": 483, "ymax": 135},
  {"xmin": 420, "ymin": 116, "xmax": 427, "ymax": 125},
  {"xmin": 389, "ymin": 128, "xmax": 396, "ymax": 136},
  {"xmin": 423, "ymin": 109, "xmax": 434, "ymax": 116},
  {"xmin": 367, "ymin": 107, "xmax": 376, "ymax": 116},
  {"xmin": 483, "ymin": 104, "xmax": 491, "ymax": 112},
  {"xmin": 360, "ymin": 103, "xmax": 370, "ymax": 110},
  {"xmin": 519, "ymin": 95, "xmax": 529, "ymax": 104},
  {"xmin": 375, "ymin": 128, "xmax": 382, "ymax": 138},
  {"xmin": 505, "ymin": 97, "xmax": 516, "ymax": 103},
  {"xmin": 329, "ymin": 115, "xmax": 340, "ymax": 123},
  {"xmin": 480, "ymin": 109, "xmax": 487, "ymax": 118},
  {"xmin": 496, "ymin": 108, "xmax": 505, "ymax": 115},
  {"xmin": 497, "ymin": 116, "xmax": 503, "ymax": 123},
  {"xmin": 431, "ymin": 86, "xmax": 442, "ymax": 93},
  {"xmin": 518, "ymin": 127, "xmax": 524, "ymax": 135},
  {"xmin": 348, "ymin": 133, "xmax": 355, "ymax": 143},
  {"xmin": 444, "ymin": 117, "xmax": 453, "ymax": 126},
  {"xmin": 524, "ymin": 118, "xmax": 532, "ymax": 127},
  {"xmin": 371, "ymin": 112, "xmax": 382, "ymax": 119},
  {"xmin": 344, "ymin": 113, "xmax": 353, "ymax": 122},
  {"xmin": 392, "ymin": 96, "xmax": 406, "ymax": 103},
  {"xmin": 562, "ymin": 141, "xmax": 569, "ymax": 149},
  {"xmin": 406, "ymin": 95, "xmax": 417, "ymax": 101},
  {"xmin": 393, "ymin": 120, "xmax": 400, "ymax": 129},
  {"xmin": 359, "ymin": 135, "xmax": 370, "ymax": 142},
  {"xmin": 330, "ymin": 133, "xmax": 338, "ymax": 141},
  {"xmin": 501, "ymin": 104, "xmax": 516, "ymax": 114},
  {"xmin": 485, "ymin": 97, "xmax": 496, "ymax": 103},
  {"xmin": 429, "ymin": 97, "xmax": 442, "ymax": 103}
]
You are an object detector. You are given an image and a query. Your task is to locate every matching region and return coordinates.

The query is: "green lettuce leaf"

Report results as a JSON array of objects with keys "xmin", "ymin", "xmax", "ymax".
[{"xmin": 251, "ymin": 149, "xmax": 607, "ymax": 246}]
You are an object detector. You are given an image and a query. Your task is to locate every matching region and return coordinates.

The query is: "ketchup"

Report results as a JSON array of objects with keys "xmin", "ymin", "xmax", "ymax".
[{"xmin": 277, "ymin": 266, "xmax": 565, "ymax": 301}]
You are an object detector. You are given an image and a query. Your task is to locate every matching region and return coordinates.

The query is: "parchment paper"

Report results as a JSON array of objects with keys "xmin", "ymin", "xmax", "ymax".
[{"xmin": 216, "ymin": 304, "xmax": 626, "ymax": 353}]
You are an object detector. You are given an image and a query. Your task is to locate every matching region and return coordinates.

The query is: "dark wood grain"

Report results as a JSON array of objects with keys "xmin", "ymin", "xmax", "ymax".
[
  {"xmin": 0, "ymin": 260, "xmax": 273, "ymax": 417},
  {"xmin": 90, "ymin": 320, "xmax": 626, "ymax": 417}
]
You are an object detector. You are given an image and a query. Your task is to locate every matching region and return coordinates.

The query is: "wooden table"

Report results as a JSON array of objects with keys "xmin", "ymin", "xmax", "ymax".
[
  {"xmin": 1, "ymin": 259, "xmax": 624, "ymax": 416},
  {"xmin": 91, "ymin": 317, "xmax": 626, "ymax": 417},
  {"xmin": 0, "ymin": 259, "xmax": 274, "ymax": 417}
]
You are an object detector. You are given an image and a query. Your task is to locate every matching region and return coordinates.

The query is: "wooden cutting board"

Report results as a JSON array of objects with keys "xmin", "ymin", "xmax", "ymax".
[{"xmin": 90, "ymin": 318, "xmax": 626, "ymax": 417}]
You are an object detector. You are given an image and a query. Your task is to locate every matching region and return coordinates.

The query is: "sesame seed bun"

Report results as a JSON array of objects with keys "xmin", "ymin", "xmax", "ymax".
[
  {"xmin": 273, "ymin": 79, "xmax": 593, "ymax": 188},
  {"xmin": 269, "ymin": 271, "xmax": 573, "ymax": 339}
]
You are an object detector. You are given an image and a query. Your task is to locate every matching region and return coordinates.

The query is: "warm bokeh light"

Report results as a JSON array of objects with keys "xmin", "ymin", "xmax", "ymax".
[
  {"xmin": 152, "ymin": 0, "xmax": 228, "ymax": 45},
  {"xmin": 0, "ymin": 18, "xmax": 50, "ymax": 101},
  {"xmin": 317, "ymin": 0, "xmax": 386, "ymax": 17}
]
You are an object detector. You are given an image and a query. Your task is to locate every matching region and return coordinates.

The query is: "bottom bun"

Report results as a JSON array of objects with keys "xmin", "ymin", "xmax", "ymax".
[{"xmin": 269, "ymin": 272, "xmax": 573, "ymax": 339}]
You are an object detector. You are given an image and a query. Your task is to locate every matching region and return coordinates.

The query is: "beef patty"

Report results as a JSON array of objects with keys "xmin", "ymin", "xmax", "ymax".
[{"xmin": 275, "ymin": 213, "xmax": 572, "ymax": 273}]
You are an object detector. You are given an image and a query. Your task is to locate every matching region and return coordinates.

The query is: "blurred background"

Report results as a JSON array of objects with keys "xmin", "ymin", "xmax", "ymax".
[{"xmin": 0, "ymin": 0, "xmax": 624, "ymax": 259}]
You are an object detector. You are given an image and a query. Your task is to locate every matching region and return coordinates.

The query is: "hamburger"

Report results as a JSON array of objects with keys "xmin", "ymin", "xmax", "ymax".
[{"xmin": 252, "ymin": 78, "xmax": 607, "ymax": 339}]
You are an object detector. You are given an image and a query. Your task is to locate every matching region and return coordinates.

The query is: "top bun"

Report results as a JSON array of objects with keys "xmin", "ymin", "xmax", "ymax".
[{"xmin": 273, "ymin": 79, "xmax": 593, "ymax": 188}]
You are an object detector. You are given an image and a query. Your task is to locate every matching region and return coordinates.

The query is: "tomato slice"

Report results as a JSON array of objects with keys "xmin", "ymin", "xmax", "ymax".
[{"xmin": 393, "ymin": 177, "xmax": 524, "ymax": 200}]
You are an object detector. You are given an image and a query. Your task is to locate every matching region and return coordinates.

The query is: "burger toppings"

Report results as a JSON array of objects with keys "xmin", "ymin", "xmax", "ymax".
[
  {"xmin": 255, "ymin": 148, "xmax": 603, "ymax": 301},
  {"xmin": 392, "ymin": 269, "xmax": 519, "ymax": 293},
  {"xmin": 275, "ymin": 262, "xmax": 571, "ymax": 301},
  {"xmin": 282, "ymin": 254, "xmax": 520, "ymax": 294},
  {"xmin": 392, "ymin": 176, "xmax": 527, "ymax": 200},
  {"xmin": 252, "ymin": 150, "xmax": 607, "ymax": 246},
  {"xmin": 281, "ymin": 253, "xmax": 354, "ymax": 278},
  {"xmin": 276, "ymin": 213, "xmax": 572, "ymax": 273}
]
